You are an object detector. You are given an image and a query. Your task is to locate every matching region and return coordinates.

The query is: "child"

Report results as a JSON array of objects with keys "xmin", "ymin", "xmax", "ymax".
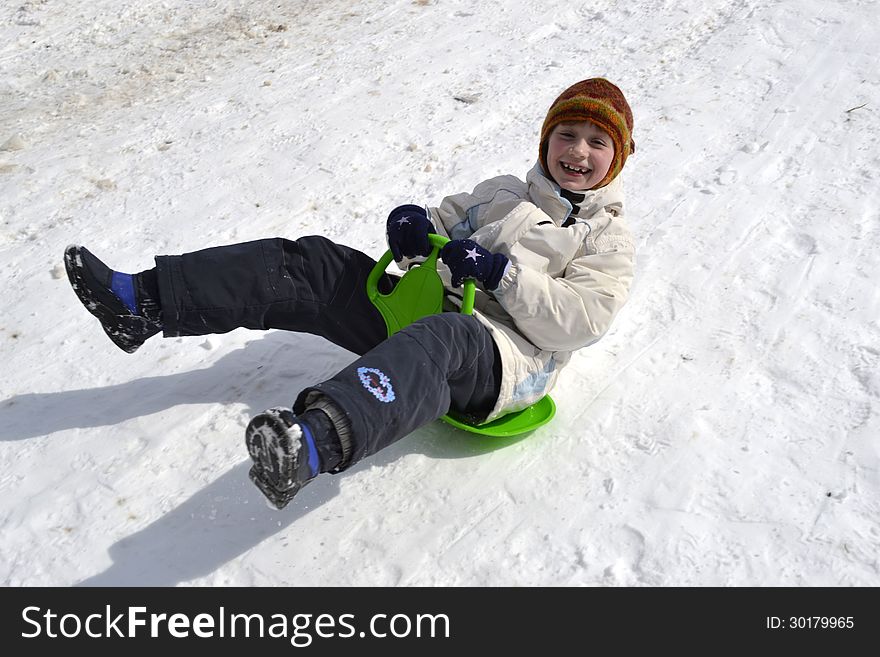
[{"xmin": 64, "ymin": 78, "xmax": 636, "ymax": 509}]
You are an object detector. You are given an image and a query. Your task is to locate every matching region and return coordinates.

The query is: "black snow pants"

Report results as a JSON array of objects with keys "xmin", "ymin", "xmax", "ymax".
[{"xmin": 154, "ymin": 236, "xmax": 502, "ymax": 468}]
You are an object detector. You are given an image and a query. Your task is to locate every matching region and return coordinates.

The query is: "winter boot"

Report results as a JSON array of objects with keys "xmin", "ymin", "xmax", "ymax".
[
  {"xmin": 245, "ymin": 407, "xmax": 338, "ymax": 509},
  {"xmin": 64, "ymin": 245, "xmax": 162, "ymax": 353}
]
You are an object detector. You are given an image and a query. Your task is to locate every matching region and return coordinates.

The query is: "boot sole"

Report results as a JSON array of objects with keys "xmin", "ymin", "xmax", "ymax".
[
  {"xmin": 63, "ymin": 245, "xmax": 152, "ymax": 354},
  {"xmin": 245, "ymin": 409, "xmax": 310, "ymax": 509}
]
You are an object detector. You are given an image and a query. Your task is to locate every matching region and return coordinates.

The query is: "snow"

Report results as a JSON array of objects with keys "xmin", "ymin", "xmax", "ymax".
[{"xmin": 1, "ymin": 0, "xmax": 878, "ymax": 587}]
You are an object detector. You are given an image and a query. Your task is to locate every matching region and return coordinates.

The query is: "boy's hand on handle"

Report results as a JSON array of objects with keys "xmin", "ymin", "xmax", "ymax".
[
  {"xmin": 386, "ymin": 204, "xmax": 435, "ymax": 261},
  {"xmin": 439, "ymin": 239, "xmax": 510, "ymax": 290}
]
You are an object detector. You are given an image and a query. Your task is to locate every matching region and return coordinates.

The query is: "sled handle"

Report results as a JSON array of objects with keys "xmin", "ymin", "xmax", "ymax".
[{"xmin": 366, "ymin": 234, "xmax": 476, "ymax": 315}]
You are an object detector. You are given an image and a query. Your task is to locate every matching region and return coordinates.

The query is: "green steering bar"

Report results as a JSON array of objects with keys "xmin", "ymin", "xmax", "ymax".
[{"xmin": 366, "ymin": 234, "xmax": 475, "ymax": 336}]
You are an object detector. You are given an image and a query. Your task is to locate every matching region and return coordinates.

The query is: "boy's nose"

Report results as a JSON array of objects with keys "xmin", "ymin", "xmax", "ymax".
[{"xmin": 568, "ymin": 141, "xmax": 587, "ymax": 157}]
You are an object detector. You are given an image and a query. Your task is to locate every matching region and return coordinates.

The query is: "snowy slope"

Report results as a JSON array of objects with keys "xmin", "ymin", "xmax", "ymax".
[{"xmin": 1, "ymin": 0, "xmax": 878, "ymax": 586}]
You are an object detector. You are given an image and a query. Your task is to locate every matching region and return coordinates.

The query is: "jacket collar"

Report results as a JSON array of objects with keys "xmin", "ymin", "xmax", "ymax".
[{"xmin": 526, "ymin": 162, "xmax": 624, "ymax": 223}]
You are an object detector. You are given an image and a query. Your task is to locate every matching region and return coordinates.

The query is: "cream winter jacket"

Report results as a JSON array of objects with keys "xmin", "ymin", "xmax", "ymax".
[{"xmin": 427, "ymin": 163, "xmax": 635, "ymax": 421}]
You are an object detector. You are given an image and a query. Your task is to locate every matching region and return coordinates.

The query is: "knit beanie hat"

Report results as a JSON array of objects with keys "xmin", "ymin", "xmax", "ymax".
[{"xmin": 539, "ymin": 78, "xmax": 635, "ymax": 190}]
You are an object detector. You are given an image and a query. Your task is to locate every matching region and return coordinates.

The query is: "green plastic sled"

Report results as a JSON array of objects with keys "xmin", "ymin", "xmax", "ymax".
[{"xmin": 366, "ymin": 233, "xmax": 555, "ymax": 437}]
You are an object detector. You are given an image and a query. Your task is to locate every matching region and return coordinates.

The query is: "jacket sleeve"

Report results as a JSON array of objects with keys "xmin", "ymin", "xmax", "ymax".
[
  {"xmin": 429, "ymin": 176, "xmax": 528, "ymax": 240},
  {"xmin": 492, "ymin": 213, "xmax": 635, "ymax": 352}
]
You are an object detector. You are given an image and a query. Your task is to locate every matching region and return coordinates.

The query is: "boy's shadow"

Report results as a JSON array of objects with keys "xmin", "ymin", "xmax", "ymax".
[
  {"xmin": 77, "ymin": 425, "xmax": 508, "ymax": 587},
  {"xmin": 1, "ymin": 332, "xmax": 351, "ymax": 441},
  {"xmin": 1, "ymin": 331, "xmax": 530, "ymax": 586}
]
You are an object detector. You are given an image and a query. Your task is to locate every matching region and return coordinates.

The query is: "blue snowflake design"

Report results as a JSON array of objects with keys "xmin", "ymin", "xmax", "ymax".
[{"xmin": 357, "ymin": 366, "xmax": 396, "ymax": 403}]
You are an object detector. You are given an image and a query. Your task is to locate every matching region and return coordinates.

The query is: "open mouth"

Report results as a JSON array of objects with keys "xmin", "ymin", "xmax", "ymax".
[{"xmin": 560, "ymin": 162, "xmax": 590, "ymax": 176}]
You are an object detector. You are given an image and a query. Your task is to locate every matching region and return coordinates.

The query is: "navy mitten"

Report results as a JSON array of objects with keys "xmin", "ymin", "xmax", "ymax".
[
  {"xmin": 439, "ymin": 239, "xmax": 509, "ymax": 289},
  {"xmin": 386, "ymin": 205, "xmax": 435, "ymax": 261}
]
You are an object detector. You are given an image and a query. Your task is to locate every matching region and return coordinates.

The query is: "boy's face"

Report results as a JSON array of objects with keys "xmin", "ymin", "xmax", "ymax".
[{"xmin": 546, "ymin": 121, "xmax": 614, "ymax": 191}]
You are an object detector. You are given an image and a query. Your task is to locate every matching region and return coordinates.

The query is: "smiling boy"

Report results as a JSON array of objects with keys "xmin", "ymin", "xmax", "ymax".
[
  {"xmin": 64, "ymin": 78, "xmax": 636, "ymax": 509},
  {"xmin": 546, "ymin": 121, "xmax": 615, "ymax": 191},
  {"xmin": 539, "ymin": 77, "xmax": 635, "ymax": 191}
]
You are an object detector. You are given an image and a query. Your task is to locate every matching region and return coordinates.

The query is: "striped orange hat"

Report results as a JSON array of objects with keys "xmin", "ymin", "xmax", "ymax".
[{"xmin": 539, "ymin": 78, "xmax": 635, "ymax": 189}]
